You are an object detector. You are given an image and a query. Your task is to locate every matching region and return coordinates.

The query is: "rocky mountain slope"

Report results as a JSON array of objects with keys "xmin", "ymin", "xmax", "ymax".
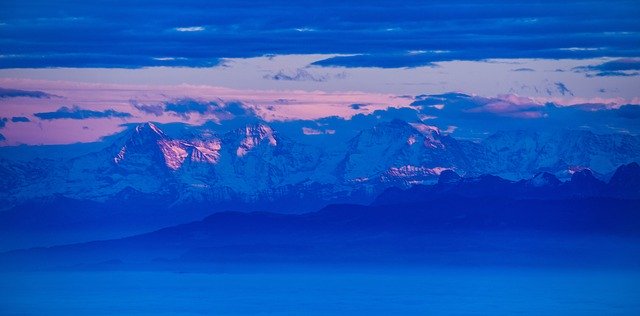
[{"xmin": 1, "ymin": 121, "xmax": 639, "ymax": 213}]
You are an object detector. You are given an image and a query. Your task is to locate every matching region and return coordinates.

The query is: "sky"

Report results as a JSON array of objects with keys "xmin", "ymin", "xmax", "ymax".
[{"xmin": 0, "ymin": 0, "xmax": 639, "ymax": 145}]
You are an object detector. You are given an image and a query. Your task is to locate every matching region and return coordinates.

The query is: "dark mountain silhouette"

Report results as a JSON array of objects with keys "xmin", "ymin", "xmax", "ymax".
[
  {"xmin": 607, "ymin": 162, "xmax": 640, "ymax": 198},
  {"xmin": 374, "ymin": 163, "xmax": 640, "ymax": 205},
  {"xmin": 2, "ymin": 162, "xmax": 638, "ymax": 252},
  {"xmin": 2, "ymin": 186, "xmax": 640, "ymax": 271}
]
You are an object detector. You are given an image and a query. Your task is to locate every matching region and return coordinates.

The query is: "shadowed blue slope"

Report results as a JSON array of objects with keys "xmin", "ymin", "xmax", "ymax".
[{"xmin": 2, "ymin": 195, "xmax": 639, "ymax": 271}]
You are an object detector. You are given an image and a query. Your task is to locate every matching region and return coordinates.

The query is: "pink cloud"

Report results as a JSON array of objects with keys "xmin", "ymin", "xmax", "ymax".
[
  {"xmin": 0, "ymin": 78, "xmax": 411, "ymax": 145},
  {"xmin": 1, "ymin": 78, "xmax": 638, "ymax": 145},
  {"xmin": 465, "ymin": 94, "xmax": 544, "ymax": 118}
]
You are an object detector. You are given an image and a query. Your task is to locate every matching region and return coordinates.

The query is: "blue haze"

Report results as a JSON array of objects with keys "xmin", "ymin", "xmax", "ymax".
[{"xmin": 2, "ymin": 269, "xmax": 640, "ymax": 315}]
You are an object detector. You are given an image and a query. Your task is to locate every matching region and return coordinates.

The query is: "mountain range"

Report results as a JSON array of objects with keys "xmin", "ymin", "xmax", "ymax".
[
  {"xmin": 1, "ymin": 120, "xmax": 639, "ymax": 251},
  {"xmin": 2, "ymin": 120, "xmax": 639, "ymax": 210},
  {"xmin": 3, "ymin": 188, "xmax": 640, "ymax": 271}
]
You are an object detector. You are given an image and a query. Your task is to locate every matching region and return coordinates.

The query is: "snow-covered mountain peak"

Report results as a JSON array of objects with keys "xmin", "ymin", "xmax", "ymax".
[
  {"xmin": 409, "ymin": 122, "xmax": 440, "ymax": 136},
  {"xmin": 186, "ymin": 140, "xmax": 221, "ymax": 164},
  {"xmin": 125, "ymin": 122, "xmax": 168, "ymax": 147},
  {"xmin": 410, "ymin": 123, "xmax": 444, "ymax": 149},
  {"xmin": 2, "ymin": 120, "xmax": 639, "ymax": 210},
  {"xmin": 340, "ymin": 120, "xmax": 457, "ymax": 183},
  {"xmin": 357, "ymin": 120, "xmax": 443, "ymax": 147},
  {"xmin": 570, "ymin": 168, "xmax": 595, "ymax": 181},
  {"xmin": 136, "ymin": 122, "xmax": 164, "ymax": 136},
  {"xmin": 235, "ymin": 123, "xmax": 278, "ymax": 157},
  {"xmin": 114, "ymin": 122, "xmax": 187, "ymax": 170}
]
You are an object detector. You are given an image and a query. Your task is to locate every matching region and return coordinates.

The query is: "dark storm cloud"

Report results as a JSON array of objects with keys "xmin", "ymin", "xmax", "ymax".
[
  {"xmin": 1, "ymin": 0, "xmax": 639, "ymax": 68},
  {"xmin": 34, "ymin": 106, "xmax": 133, "ymax": 120}
]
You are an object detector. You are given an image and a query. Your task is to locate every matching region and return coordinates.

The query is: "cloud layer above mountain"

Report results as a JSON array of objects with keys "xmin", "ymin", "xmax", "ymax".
[
  {"xmin": 0, "ymin": 0, "xmax": 638, "ymax": 147},
  {"xmin": 34, "ymin": 106, "xmax": 133, "ymax": 120},
  {"xmin": 132, "ymin": 98, "xmax": 250, "ymax": 121},
  {"xmin": 0, "ymin": 77, "xmax": 637, "ymax": 145},
  {"xmin": 410, "ymin": 93, "xmax": 640, "ymax": 138},
  {"xmin": 1, "ymin": 0, "xmax": 639, "ymax": 68}
]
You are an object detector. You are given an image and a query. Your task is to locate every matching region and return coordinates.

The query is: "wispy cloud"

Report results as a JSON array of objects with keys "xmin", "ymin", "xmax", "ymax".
[
  {"xmin": 411, "ymin": 93, "xmax": 640, "ymax": 138},
  {"xmin": 131, "ymin": 98, "xmax": 252, "ymax": 120},
  {"xmin": 312, "ymin": 54, "xmax": 439, "ymax": 68},
  {"xmin": 174, "ymin": 26, "xmax": 205, "ymax": 32},
  {"xmin": 164, "ymin": 98, "xmax": 217, "ymax": 118},
  {"xmin": 0, "ymin": 87, "xmax": 55, "ymax": 98},
  {"xmin": 555, "ymin": 82, "xmax": 574, "ymax": 96},
  {"xmin": 263, "ymin": 69, "xmax": 345, "ymax": 82},
  {"xmin": 301, "ymin": 127, "xmax": 335, "ymax": 135},
  {"xmin": 512, "ymin": 68, "xmax": 535, "ymax": 72},
  {"xmin": 34, "ymin": 106, "xmax": 132, "ymax": 120},
  {"xmin": 11, "ymin": 116, "xmax": 30, "ymax": 122},
  {"xmin": 1, "ymin": 77, "xmax": 638, "ymax": 145},
  {"xmin": 586, "ymin": 58, "xmax": 640, "ymax": 71},
  {"xmin": 573, "ymin": 58, "xmax": 640, "ymax": 77},
  {"xmin": 130, "ymin": 101, "xmax": 165, "ymax": 116},
  {"xmin": 589, "ymin": 71, "xmax": 639, "ymax": 77}
]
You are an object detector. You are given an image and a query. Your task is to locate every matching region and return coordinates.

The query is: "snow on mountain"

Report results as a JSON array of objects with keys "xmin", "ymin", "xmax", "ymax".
[
  {"xmin": 338, "ymin": 120, "xmax": 462, "ymax": 186},
  {"xmin": 184, "ymin": 139, "xmax": 222, "ymax": 164},
  {"xmin": 0, "ymin": 121, "xmax": 639, "ymax": 211},
  {"xmin": 204, "ymin": 123, "xmax": 324, "ymax": 195},
  {"xmin": 480, "ymin": 130, "xmax": 640, "ymax": 179},
  {"xmin": 113, "ymin": 122, "xmax": 188, "ymax": 171},
  {"xmin": 234, "ymin": 123, "xmax": 277, "ymax": 157}
]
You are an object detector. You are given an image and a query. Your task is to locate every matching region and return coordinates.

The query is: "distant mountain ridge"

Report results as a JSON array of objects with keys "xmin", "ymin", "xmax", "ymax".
[
  {"xmin": 1, "ymin": 121, "xmax": 639, "ymax": 214},
  {"xmin": 0, "ymin": 161, "xmax": 638, "ymax": 252},
  {"xmin": 3, "ymin": 194, "xmax": 640, "ymax": 270},
  {"xmin": 374, "ymin": 164, "xmax": 640, "ymax": 206}
]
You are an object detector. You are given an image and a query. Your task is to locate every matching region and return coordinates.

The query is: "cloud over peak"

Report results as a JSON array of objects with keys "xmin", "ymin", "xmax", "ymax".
[
  {"xmin": 34, "ymin": 106, "xmax": 133, "ymax": 120},
  {"xmin": 131, "ymin": 98, "xmax": 252, "ymax": 120}
]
